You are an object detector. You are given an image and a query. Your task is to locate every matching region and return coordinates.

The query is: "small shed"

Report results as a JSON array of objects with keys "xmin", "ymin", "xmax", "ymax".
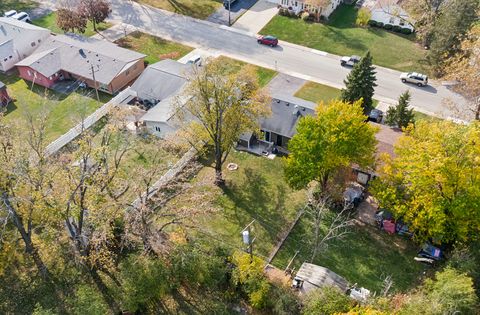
[
  {"xmin": 292, "ymin": 263, "xmax": 349, "ymax": 294},
  {"xmin": 0, "ymin": 81, "xmax": 12, "ymax": 107}
]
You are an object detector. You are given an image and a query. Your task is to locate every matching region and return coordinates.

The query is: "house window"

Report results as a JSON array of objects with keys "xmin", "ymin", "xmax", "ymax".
[
  {"xmin": 389, "ymin": 17, "xmax": 395, "ymax": 24},
  {"xmin": 399, "ymin": 20, "xmax": 405, "ymax": 26},
  {"xmin": 9, "ymin": 56, "xmax": 12, "ymax": 59},
  {"xmin": 3, "ymin": 58, "xmax": 6, "ymax": 62},
  {"xmin": 294, "ymin": 1, "xmax": 297, "ymax": 6},
  {"xmin": 27, "ymin": 70, "xmax": 32, "ymax": 76},
  {"xmin": 49, "ymin": 76, "xmax": 52, "ymax": 80},
  {"xmin": 154, "ymin": 126, "xmax": 161, "ymax": 132},
  {"xmin": 38, "ymin": 39, "xmax": 41, "ymax": 43},
  {"xmin": 30, "ymin": 42, "xmax": 36, "ymax": 47}
]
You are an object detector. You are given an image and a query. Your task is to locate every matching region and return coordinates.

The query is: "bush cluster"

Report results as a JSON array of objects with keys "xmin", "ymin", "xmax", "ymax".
[{"xmin": 368, "ymin": 20, "xmax": 413, "ymax": 34}]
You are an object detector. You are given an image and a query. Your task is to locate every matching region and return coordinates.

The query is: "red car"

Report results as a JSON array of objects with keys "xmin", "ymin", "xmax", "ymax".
[{"xmin": 257, "ymin": 35, "xmax": 278, "ymax": 47}]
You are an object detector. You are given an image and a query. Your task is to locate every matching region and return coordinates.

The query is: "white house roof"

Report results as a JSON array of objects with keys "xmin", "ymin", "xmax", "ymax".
[
  {"xmin": 141, "ymin": 93, "xmax": 190, "ymax": 123},
  {"xmin": 0, "ymin": 17, "xmax": 51, "ymax": 57}
]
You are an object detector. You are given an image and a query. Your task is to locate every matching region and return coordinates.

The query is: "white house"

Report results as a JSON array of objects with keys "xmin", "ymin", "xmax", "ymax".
[
  {"xmin": 0, "ymin": 17, "xmax": 51, "ymax": 72},
  {"xmin": 363, "ymin": 0, "xmax": 415, "ymax": 31},
  {"xmin": 274, "ymin": 0, "xmax": 344, "ymax": 19}
]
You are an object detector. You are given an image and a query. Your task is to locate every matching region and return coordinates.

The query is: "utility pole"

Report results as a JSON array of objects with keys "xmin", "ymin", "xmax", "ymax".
[
  {"xmin": 90, "ymin": 64, "xmax": 100, "ymax": 102},
  {"xmin": 241, "ymin": 220, "xmax": 256, "ymax": 262},
  {"xmin": 228, "ymin": 0, "xmax": 231, "ymax": 26}
]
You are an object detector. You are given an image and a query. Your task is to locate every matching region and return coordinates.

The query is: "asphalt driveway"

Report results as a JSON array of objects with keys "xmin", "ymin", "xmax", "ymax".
[{"xmin": 207, "ymin": 0, "xmax": 258, "ymax": 25}]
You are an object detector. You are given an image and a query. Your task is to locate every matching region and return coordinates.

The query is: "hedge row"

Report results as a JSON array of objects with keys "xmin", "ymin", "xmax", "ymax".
[{"xmin": 368, "ymin": 20, "xmax": 413, "ymax": 34}]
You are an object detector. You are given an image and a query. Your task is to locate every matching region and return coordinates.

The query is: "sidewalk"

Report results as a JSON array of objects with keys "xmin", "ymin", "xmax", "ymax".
[
  {"xmin": 91, "ymin": 23, "xmax": 135, "ymax": 41},
  {"xmin": 232, "ymin": 0, "xmax": 278, "ymax": 34}
]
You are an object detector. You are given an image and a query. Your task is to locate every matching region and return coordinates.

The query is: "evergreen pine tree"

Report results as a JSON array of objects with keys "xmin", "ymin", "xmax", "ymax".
[
  {"xmin": 386, "ymin": 90, "xmax": 415, "ymax": 128},
  {"xmin": 341, "ymin": 51, "xmax": 377, "ymax": 111}
]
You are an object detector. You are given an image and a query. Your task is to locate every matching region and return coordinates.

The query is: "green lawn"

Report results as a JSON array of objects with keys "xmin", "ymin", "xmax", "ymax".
[
  {"xmin": 295, "ymin": 81, "xmax": 378, "ymax": 107},
  {"xmin": 216, "ymin": 56, "xmax": 278, "ymax": 87},
  {"xmin": 295, "ymin": 81, "xmax": 342, "ymax": 104},
  {"xmin": 136, "ymin": 0, "xmax": 222, "ymax": 19},
  {"xmin": 162, "ymin": 151, "xmax": 306, "ymax": 258},
  {"xmin": 272, "ymin": 214, "xmax": 425, "ymax": 293},
  {"xmin": 0, "ymin": 0, "xmax": 37, "ymax": 14},
  {"xmin": 32, "ymin": 12, "xmax": 112, "ymax": 37},
  {"xmin": 115, "ymin": 31, "xmax": 194, "ymax": 65},
  {"xmin": 0, "ymin": 73, "xmax": 109, "ymax": 142},
  {"xmin": 414, "ymin": 111, "xmax": 443, "ymax": 122},
  {"xmin": 261, "ymin": 5, "xmax": 428, "ymax": 73}
]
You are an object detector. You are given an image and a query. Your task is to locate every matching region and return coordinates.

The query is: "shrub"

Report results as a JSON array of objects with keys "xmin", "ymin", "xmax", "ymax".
[
  {"xmin": 356, "ymin": 8, "xmax": 371, "ymax": 27},
  {"xmin": 368, "ymin": 20, "xmax": 377, "ymax": 27},
  {"xmin": 392, "ymin": 25, "xmax": 402, "ymax": 33},
  {"xmin": 401, "ymin": 28, "xmax": 412, "ymax": 35},
  {"xmin": 231, "ymin": 251, "xmax": 272, "ymax": 310},
  {"xmin": 303, "ymin": 286, "xmax": 354, "ymax": 315},
  {"xmin": 377, "ymin": 22, "xmax": 384, "ymax": 28},
  {"xmin": 301, "ymin": 11, "xmax": 310, "ymax": 21},
  {"xmin": 383, "ymin": 24, "xmax": 393, "ymax": 30},
  {"xmin": 278, "ymin": 7, "xmax": 289, "ymax": 16}
]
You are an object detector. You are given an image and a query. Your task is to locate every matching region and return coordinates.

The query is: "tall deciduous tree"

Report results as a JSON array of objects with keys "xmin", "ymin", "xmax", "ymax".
[
  {"xmin": 78, "ymin": 0, "xmax": 111, "ymax": 32},
  {"xmin": 371, "ymin": 121, "xmax": 480, "ymax": 244},
  {"xmin": 426, "ymin": 0, "xmax": 479, "ymax": 75},
  {"xmin": 445, "ymin": 25, "xmax": 480, "ymax": 120},
  {"xmin": 304, "ymin": 0, "xmax": 330, "ymax": 22},
  {"xmin": 385, "ymin": 90, "xmax": 415, "ymax": 128},
  {"xmin": 283, "ymin": 99, "xmax": 377, "ymax": 191},
  {"xmin": 0, "ymin": 116, "xmax": 57, "ymax": 282},
  {"xmin": 403, "ymin": 0, "xmax": 446, "ymax": 46},
  {"xmin": 341, "ymin": 51, "xmax": 377, "ymax": 111},
  {"xmin": 178, "ymin": 59, "xmax": 270, "ymax": 186},
  {"xmin": 56, "ymin": 8, "xmax": 87, "ymax": 34}
]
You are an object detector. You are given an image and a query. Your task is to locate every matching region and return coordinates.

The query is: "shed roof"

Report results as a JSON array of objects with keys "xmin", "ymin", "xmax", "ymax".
[{"xmin": 295, "ymin": 263, "xmax": 349, "ymax": 292}]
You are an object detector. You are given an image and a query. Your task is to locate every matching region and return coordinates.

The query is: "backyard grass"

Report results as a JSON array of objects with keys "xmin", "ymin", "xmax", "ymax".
[
  {"xmin": 216, "ymin": 56, "xmax": 278, "ymax": 87},
  {"xmin": 260, "ymin": 5, "xmax": 428, "ymax": 73},
  {"xmin": 0, "ymin": 0, "xmax": 37, "ymax": 14},
  {"xmin": 295, "ymin": 81, "xmax": 378, "ymax": 107},
  {"xmin": 115, "ymin": 31, "xmax": 194, "ymax": 65},
  {"xmin": 162, "ymin": 151, "xmax": 306, "ymax": 258},
  {"xmin": 136, "ymin": 0, "xmax": 222, "ymax": 19},
  {"xmin": 0, "ymin": 73, "xmax": 109, "ymax": 142},
  {"xmin": 272, "ymin": 214, "xmax": 425, "ymax": 293},
  {"xmin": 32, "ymin": 12, "xmax": 112, "ymax": 37}
]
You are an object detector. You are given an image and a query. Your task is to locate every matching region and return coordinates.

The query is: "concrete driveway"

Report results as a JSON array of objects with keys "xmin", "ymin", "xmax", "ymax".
[
  {"xmin": 233, "ymin": 0, "xmax": 278, "ymax": 34},
  {"xmin": 207, "ymin": 0, "xmax": 259, "ymax": 26}
]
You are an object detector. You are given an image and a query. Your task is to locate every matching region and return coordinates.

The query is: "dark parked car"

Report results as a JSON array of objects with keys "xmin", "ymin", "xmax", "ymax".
[
  {"xmin": 367, "ymin": 109, "xmax": 383, "ymax": 123},
  {"xmin": 418, "ymin": 243, "xmax": 444, "ymax": 261},
  {"xmin": 257, "ymin": 35, "xmax": 278, "ymax": 47}
]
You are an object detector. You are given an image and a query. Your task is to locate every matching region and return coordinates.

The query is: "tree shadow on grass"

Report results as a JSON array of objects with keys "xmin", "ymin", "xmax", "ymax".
[{"xmin": 221, "ymin": 166, "xmax": 289, "ymax": 242}]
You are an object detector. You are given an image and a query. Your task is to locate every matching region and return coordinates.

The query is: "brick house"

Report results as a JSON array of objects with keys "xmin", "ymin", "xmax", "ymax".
[{"xmin": 16, "ymin": 34, "xmax": 146, "ymax": 94}]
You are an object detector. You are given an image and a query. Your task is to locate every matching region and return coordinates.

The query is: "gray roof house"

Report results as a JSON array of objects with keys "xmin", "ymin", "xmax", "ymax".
[
  {"xmin": 130, "ymin": 59, "xmax": 191, "ymax": 106},
  {"xmin": 120, "ymin": 59, "xmax": 193, "ymax": 138},
  {"xmin": 15, "ymin": 34, "xmax": 146, "ymax": 94},
  {"xmin": 293, "ymin": 263, "xmax": 349, "ymax": 293},
  {"xmin": 0, "ymin": 17, "xmax": 51, "ymax": 72},
  {"xmin": 238, "ymin": 98, "xmax": 315, "ymax": 155}
]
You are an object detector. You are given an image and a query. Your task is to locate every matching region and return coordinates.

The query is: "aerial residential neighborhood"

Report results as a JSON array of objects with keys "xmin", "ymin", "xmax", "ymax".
[{"xmin": 0, "ymin": 0, "xmax": 479, "ymax": 314}]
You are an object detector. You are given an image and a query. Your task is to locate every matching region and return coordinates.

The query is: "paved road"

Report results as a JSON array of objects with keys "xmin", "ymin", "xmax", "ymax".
[{"xmin": 38, "ymin": 0, "xmax": 470, "ymax": 121}]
